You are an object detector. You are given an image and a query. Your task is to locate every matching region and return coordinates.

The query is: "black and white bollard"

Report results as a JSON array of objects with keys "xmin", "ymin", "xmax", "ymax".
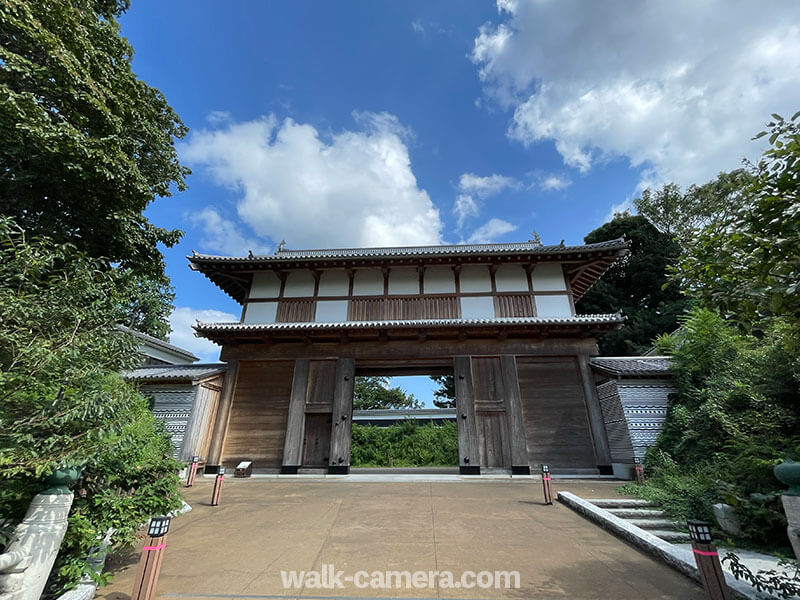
[
  {"xmin": 687, "ymin": 520, "xmax": 731, "ymax": 600},
  {"xmin": 210, "ymin": 467, "xmax": 225, "ymax": 506},
  {"xmin": 541, "ymin": 464, "xmax": 553, "ymax": 505},
  {"xmin": 132, "ymin": 516, "xmax": 170, "ymax": 600},
  {"xmin": 186, "ymin": 455, "xmax": 200, "ymax": 487}
]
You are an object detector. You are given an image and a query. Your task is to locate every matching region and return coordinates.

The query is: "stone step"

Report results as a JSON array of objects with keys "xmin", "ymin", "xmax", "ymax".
[
  {"xmin": 607, "ymin": 508, "xmax": 668, "ymax": 519},
  {"xmin": 590, "ymin": 499, "xmax": 658, "ymax": 509},
  {"xmin": 626, "ymin": 518, "xmax": 680, "ymax": 530},
  {"xmin": 648, "ymin": 529, "xmax": 692, "ymax": 542}
]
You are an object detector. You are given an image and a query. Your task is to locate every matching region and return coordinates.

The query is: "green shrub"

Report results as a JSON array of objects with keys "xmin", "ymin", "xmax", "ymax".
[{"xmin": 351, "ymin": 421, "xmax": 458, "ymax": 467}]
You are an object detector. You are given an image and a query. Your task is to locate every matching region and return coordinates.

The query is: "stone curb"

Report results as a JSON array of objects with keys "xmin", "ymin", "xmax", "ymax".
[{"xmin": 557, "ymin": 491, "xmax": 776, "ymax": 600}]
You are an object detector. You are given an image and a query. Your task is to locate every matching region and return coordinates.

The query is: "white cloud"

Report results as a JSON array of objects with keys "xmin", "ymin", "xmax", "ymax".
[
  {"xmin": 169, "ymin": 307, "xmax": 238, "ymax": 363},
  {"xmin": 190, "ymin": 207, "xmax": 270, "ymax": 256},
  {"xmin": 459, "ymin": 173, "xmax": 519, "ymax": 198},
  {"xmin": 539, "ymin": 174, "xmax": 571, "ymax": 192},
  {"xmin": 453, "ymin": 172, "xmax": 519, "ymax": 228},
  {"xmin": 181, "ymin": 112, "xmax": 442, "ymax": 249},
  {"xmin": 604, "ymin": 199, "xmax": 634, "ymax": 224},
  {"xmin": 472, "ymin": 1, "xmax": 800, "ymax": 187},
  {"xmin": 466, "ymin": 218, "xmax": 518, "ymax": 244},
  {"xmin": 411, "ymin": 20, "xmax": 424, "ymax": 34}
]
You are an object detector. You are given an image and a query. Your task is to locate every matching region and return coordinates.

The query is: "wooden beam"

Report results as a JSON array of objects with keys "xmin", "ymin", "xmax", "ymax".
[
  {"xmin": 281, "ymin": 359, "xmax": 309, "ymax": 473},
  {"xmin": 205, "ymin": 359, "xmax": 239, "ymax": 469},
  {"xmin": 500, "ymin": 355, "xmax": 530, "ymax": 474},
  {"xmin": 577, "ymin": 354, "xmax": 612, "ymax": 471},
  {"xmin": 453, "ymin": 356, "xmax": 480, "ymax": 474},
  {"xmin": 328, "ymin": 358, "xmax": 356, "ymax": 473}
]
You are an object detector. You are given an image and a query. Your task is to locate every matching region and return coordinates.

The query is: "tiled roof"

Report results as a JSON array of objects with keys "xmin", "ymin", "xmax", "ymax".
[
  {"xmin": 195, "ymin": 314, "xmax": 624, "ymax": 333},
  {"xmin": 124, "ymin": 363, "xmax": 227, "ymax": 383},
  {"xmin": 119, "ymin": 326, "xmax": 200, "ymax": 362},
  {"xmin": 190, "ymin": 238, "xmax": 628, "ymax": 262},
  {"xmin": 589, "ymin": 356, "xmax": 672, "ymax": 377}
]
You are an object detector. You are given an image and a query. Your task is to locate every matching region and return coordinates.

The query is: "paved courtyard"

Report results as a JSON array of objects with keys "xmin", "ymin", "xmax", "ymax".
[{"xmin": 98, "ymin": 478, "xmax": 703, "ymax": 600}]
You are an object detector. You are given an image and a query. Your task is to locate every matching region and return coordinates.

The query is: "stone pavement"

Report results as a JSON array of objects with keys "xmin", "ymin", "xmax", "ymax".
[{"xmin": 97, "ymin": 478, "xmax": 704, "ymax": 599}]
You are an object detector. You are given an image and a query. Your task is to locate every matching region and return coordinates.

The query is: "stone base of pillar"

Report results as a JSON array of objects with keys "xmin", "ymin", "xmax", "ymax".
[{"xmin": 781, "ymin": 494, "xmax": 800, "ymax": 561}]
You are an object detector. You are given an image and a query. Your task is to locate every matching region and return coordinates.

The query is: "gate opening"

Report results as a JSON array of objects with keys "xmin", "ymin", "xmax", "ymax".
[{"xmin": 349, "ymin": 373, "xmax": 458, "ymax": 472}]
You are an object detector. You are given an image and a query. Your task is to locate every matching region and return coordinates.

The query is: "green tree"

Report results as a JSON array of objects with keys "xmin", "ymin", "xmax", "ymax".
[
  {"xmin": 673, "ymin": 113, "xmax": 800, "ymax": 324},
  {"xmin": 430, "ymin": 375, "xmax": 455, "ymax": 408},
  {"xmin": 577, "ymin": 213, "xmax": 692, "ymax": 355},
  {"xmin": 353, "ymin": 376, "xmax": 421, "ymax": 410},
  {"xmin": 0, "ymin": 0, "xmax": 190, "ymax": 336},
  {"xmin": 0, "ymin": 217, "xmax": 181, "ymax": 590}
]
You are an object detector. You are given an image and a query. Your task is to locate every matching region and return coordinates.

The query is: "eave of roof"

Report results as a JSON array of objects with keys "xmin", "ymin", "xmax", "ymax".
[
  {"xmin": 193, "ymin": 314, "xmax": 625, "ymax": 344},
  {"xmin": 124, "ymin": 363, "xmax": 227, "ymax": 383},
  {"xmin": 187, "ymin": 238, "xmax": 631, "ymax": 305},
  {"xmin": 589, "ymin": 356, "xmax": 672, "ymax": 377},
  {"xmin": 119, "ymin": 325, "xmax": 200, "ymax": 362}
]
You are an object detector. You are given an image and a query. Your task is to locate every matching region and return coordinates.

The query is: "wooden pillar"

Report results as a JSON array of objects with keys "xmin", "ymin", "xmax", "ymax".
[
  {"xmin": 282, "ymin": 359, "xmax": 310, "ymax": 474},
  {"xmin": 501, "ymin": 355, "xmax": 530, "ymax": 475},
  {"xmin": 577, "ymin": 355, "xmax": 612, "ymax": 472},
  {"xmin": 454, "ymin": 356, "xmax": 480, "ymax": 475},
  {"xmin": 328, "ymin": 358, "xmax": 355, "ymax": 474},
  {"xmin": 205, "ymin": 359, "xmax": 239, "ymax": 472}
]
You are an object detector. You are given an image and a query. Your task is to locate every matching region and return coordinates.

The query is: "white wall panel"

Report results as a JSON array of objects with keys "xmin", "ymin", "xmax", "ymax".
[
  {"xmin": 424, "ymin": 266, "xmax": 456, "ymax": 294},
  {"xmin": 318, "ymin": 270, "xmax": 349, "ymax": 296},
  {"xmin": 534, "ymin": 294, "xmax": 572, "ymax": 317},
  {"xmin": 459, "ymin": 265, "xmax": 491, "ymax": 292},
  {"xmin": 283, "ymin": 271, "xmax": 315, "ymax": 297},
  {"xmin": 460, "ymin": 296, "xmax": 495, "ymax": 319},
  {"xmin": 353, "ymin": 269, "xmax": 384, "ymax": 295},
  {"xmin": 532, "ymin": 263, "xmax": 567, "ymax": 291},
  {"xmin": 388, "ymin": 268, "xmax": 419, "ymax": 295},
  {"xmin": 249, "ymin": 271, "xmax": 281, "ymax": 299},
  {"xmin": 495, "ymin": 264, "xmax": 528, "ymax": 292},
  {"xmin": 243, "ymin": 301, "xmax": 278, "ymax": 323},
  {"xmin": 315, "ymin": 300, "xmax": 349, "ymax": 322}
]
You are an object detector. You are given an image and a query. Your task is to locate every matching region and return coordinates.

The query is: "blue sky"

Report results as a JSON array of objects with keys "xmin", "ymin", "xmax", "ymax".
[{"xmin": 120, "ymin": 1, "xmax": 800, "ymax": 405}]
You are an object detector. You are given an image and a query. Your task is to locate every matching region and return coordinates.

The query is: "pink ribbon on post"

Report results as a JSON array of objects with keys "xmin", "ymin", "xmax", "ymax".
[
  {"xmin": 142, "ymin": 543, "xmax": 166, "ymax": 551},
  {"xmin": 692, "ymin": 548, "xmax": 718, "ymax": 557}
]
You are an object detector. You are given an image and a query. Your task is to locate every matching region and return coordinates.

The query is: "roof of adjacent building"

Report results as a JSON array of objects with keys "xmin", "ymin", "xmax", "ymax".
[
  {"xmin": 119, "ymin": 325, "xmax": 200, "ymax": 363},
  {"xmin": 188, "ymin": 238, "xmax": 630, "ymax": 304},
  {"xmin": 353, "ymin": 408, "xmax": 456, "ymax": 421},
  {"xmin": 589, "ymin": 356, "xmax": 672, "ymax": 377},
  {"xmin": 124, "ymin": 363, "xmax": 227, "ymax": 384},
  {"xmin": 193, "ymin": 314, "xmax": 625, "ymax": 344}
]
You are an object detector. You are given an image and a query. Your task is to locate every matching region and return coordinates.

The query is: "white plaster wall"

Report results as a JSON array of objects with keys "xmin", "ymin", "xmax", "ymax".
[
  {"xmin": 283, "ymin": 271, "xmax": 316, "ymax": 297},
  {"xmin": 534, "ymin": 294, "xmax": 573, "ymax": 317},
  {"xmin": 315, "ymin": 300, "xmax": 349, "ymax": 322},
  {"xmin": 495, "ymin": 264, "xmax": 529, "ymax": 292},
  {"xmin": 353, "ymin": 269, "xmax": 384, "ymax": 295},
  {"xmin": 249, "ymin": 271, "xmax": 281, "ymax": 298},
  {"xmin": 388, "ymin": 267, "xmax": 419, "ymax": 295},
  {"xmin": 318, "ymin": 270, "xmax": 349, "ymax": 296},
  {"xmin": 424, "ymin": 266, "xmax": 456, "ymax": 294},
  {"xmin": 532, "ymin": 263, "xmax": 568, "ymax": 291},
  {"xmin": 243, "ymin": 301, "xmax": 278, "ymax": 323},
  {"xmin": 459, "ymin": 265, "xmax": 492, "ymax": 292},
  {"xmin": 460, "ymin": 296, "xmax": 495, "ymax": 319}
]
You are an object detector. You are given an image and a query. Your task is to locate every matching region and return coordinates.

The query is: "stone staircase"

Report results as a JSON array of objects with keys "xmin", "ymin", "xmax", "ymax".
[{"xmin": 587, "ymin": 498, "xmax": 691, "ymax": 543}]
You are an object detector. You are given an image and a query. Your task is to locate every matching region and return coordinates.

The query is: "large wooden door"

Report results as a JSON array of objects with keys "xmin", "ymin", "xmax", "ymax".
[
  {"xmin": 302, "ymin": 413, "xmax": 332, "ymax": 467},
  {"xmin": 472, "ymin": 357, "xmax": 512, "ymax": 469}
]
